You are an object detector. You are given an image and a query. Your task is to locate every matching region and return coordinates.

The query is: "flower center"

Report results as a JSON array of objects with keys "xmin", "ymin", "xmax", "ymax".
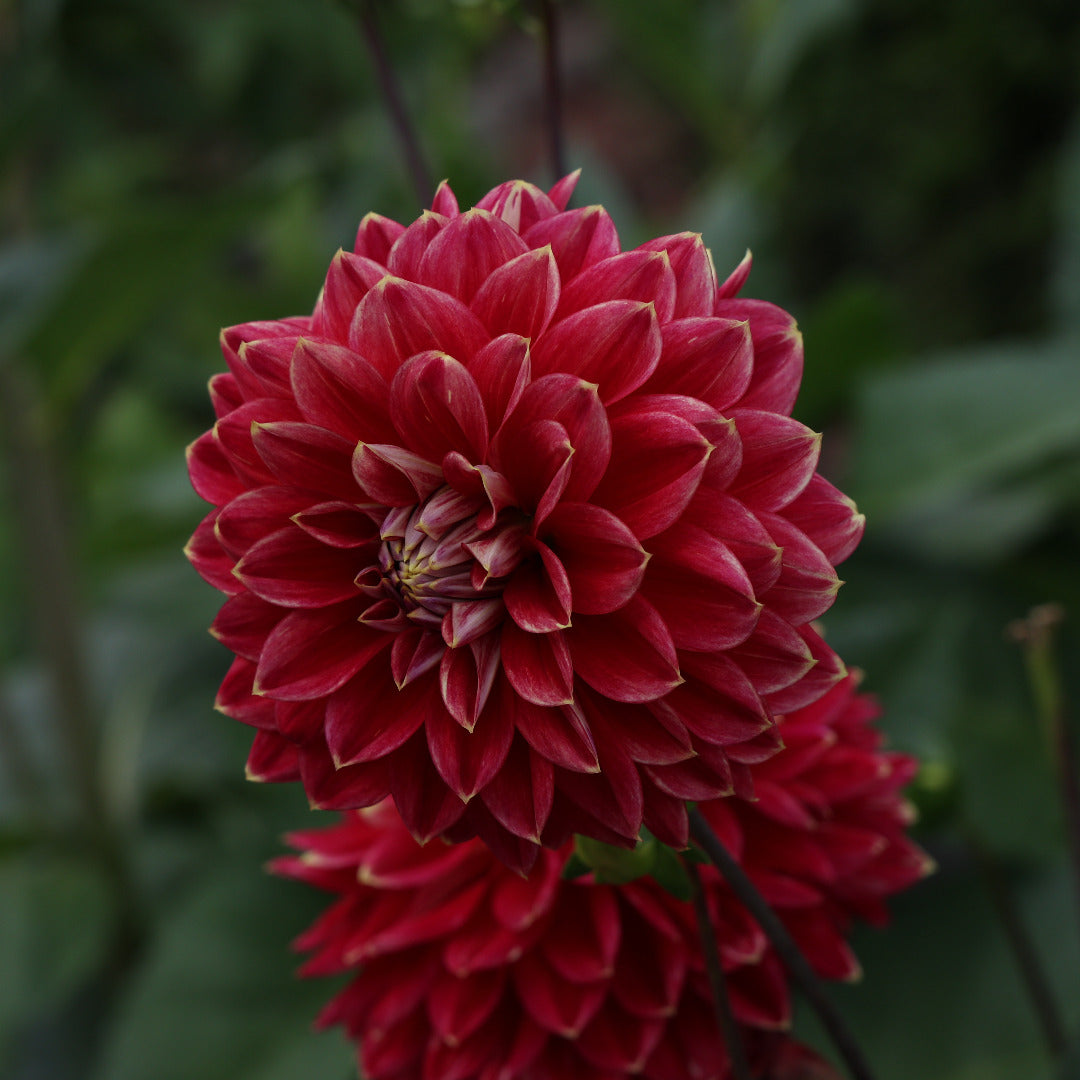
[{"xmin": 358, "ymin": 486, "xmax": 522, "ymax": 633}]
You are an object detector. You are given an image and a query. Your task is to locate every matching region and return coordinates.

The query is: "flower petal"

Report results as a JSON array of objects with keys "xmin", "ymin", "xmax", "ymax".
[
  {"xmin": 477, "ymin": 179, "xmax": 559, "ymax": 232},
  {"xmin": 643, "ymin": 525, "xmax": 761, "ymax": 651},
  {"xmin": 351, "ymin": 442, "xmax": 442, "ymax": 506},
  {"xmin": 639, "ymin": 232, "xmax": 717, "ymax": 318},
  {"xmin": 555, "ymin": 249, "xmax": 676, "ymax": 324},
  {"xmin": 646, "ymin": 316, "xmax": 753, "ymax": 410},
  {"xmin": 290, "ymin": 338, "xmax": 395, "ymax": 443},
  {"xmin": 590, "ymin": 408, "xmax": 712, "ymax": 540},
  {"xmin": 531, "ymin": 300, "xmax": 661, "ymax": 405},
  {"xmin": 349, "ymin": 275, "xmax": 490, "ymax": 378},
  {"xmin": 504, "ymin": 542, "xmax": 572, "ymax": 632},
  {"xmin": 464, "ymin": 333, "xmax": 532, "ymax": 430},
  {"xmin": 251, "ymin": 421, "xmax": 359, "ymax": 500},
  {"xmin": 501, "ymin": 621, "xmax": 574, "ymax": 706},
  {"xmin": 354, "ymin": 211, "xmax": 405, "ymax": 262},
  {"xmin": 523, "ymin": 204, "xmax": 620, "ymax": 281},
  {"xmin": 310, "ymin": 251, "xmax": 387, "ymax": 340},
  {"xmin": 471, "ymin": 247, "xmax": 561, "ymax": 340},
  {"xmin": 235, "ymin": 526, "xmax": 364, "ymax": 607},
  {"xmin": 717, "ymin": 297, "xmax": 803, "ymax": 414},
  {"xmin": 728, "ymin": 409, "xmax": 821, "ymax": 512},
  {"xmin": 416, "ymin": 208, "xmax": 529, "ymax": 303},
  {"xmin": 783, "ymin": 473, "xmax": 865, "ymax": 565},
  {"xmin": 389, "ymin": 351, "xmax": 489, "ymax": 462},
  {"xmin": 541, "ymin": 502, "xmax": 648, "ymax": 615},
  {"xmin": 254, "ymin": 601, "xmax": 390, "ymax": 700},
  {"xmin": 569, "ymin": 595, "xmax": 681, "ymax": 703}
]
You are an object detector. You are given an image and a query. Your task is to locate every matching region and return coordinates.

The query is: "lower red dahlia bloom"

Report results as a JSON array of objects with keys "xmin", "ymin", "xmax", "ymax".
[
  {"xmin": 272, "ymin": 675, "xmax": 928, "ymax": 1080},
  {"xmin": 187, "ymin": 174, "xmax": 863, "ymax": 869}
]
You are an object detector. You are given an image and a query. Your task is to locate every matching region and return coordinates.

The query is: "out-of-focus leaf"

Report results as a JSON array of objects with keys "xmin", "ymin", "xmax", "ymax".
[
  {"xmin": 0, "ymin": 236, "xmax": 85, "ymax": 358},
  {"xmin": 0, "ymin": 855, "xmax": 114, "ymax": 1063},
  {"xmin": 745, "ymin": 0, "xmax": 855, "ymax": 106},
  {"xmin": 851, "ymin": 338, "xmax": 1080, "ymax": 559},
  {"xmin": 94, "ymin": 863, "xmax": 342, "ymax": 1080},
  {"xmin": 1053, "ymin": 116, "xmax": 1080, "ymax": 332}
]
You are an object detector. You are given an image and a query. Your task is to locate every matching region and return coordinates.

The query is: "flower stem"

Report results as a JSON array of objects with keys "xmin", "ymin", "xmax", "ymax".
[
  {"xmin": 1008, "ymin": 605, "xmax": 1080, "ymax": 957},
  {"xmin": 347, "ymin": 0, "xmax": 432, "ymax": 207},
  {"xmin": 0, "ymin": 360, "xmax": 143, "ymax": 967},
  {"xmin": 688, "ymin": 808, "xmax": 877, "ymax": 1080},
  {"xmin": 536, "ymin": 0, "xmax": 567, "ymax": 181},
  {"xmin": 685, "ymin": 857, "xmax": 752, "ymax": 1080},
  {"xmin": 965, "ymin": 824, "xmax": 1067, "ymax": 1060}
]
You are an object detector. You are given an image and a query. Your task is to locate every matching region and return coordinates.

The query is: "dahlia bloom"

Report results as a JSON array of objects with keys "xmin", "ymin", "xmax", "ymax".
[
  {"xmin": 272, "ymin": 675, "xmax": 926, "ymax": 1080},
  {"xmin": 187, "ymin": 174, "xmax": 863, "ymax": 868}
]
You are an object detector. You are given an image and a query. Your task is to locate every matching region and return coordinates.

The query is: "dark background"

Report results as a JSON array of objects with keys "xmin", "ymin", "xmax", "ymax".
[{"xmin": 2, "ymin": 1, "xmax": 1080, "ymax": 1077}]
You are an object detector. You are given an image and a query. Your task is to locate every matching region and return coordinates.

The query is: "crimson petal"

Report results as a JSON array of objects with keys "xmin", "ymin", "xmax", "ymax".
[{"xmin": 471, "ymin": 247, "xmax": 561, "ymax": 340}]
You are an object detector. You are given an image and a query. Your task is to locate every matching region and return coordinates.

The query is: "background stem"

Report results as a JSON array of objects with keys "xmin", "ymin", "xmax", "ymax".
[
  {"xmin": 536, "ymin": 0, "xmax": 567, "ymax": 181},
  {"xmin": 689, "ymin": 808, "xmax": 877, "ymax": 1080},
  {"xmin": 349, "ymin": 0, "xmax": 432, "ymax": 206},
  {"xmin": 686, "ymin": 857, "xmax": 752, "ymax": 1080}
]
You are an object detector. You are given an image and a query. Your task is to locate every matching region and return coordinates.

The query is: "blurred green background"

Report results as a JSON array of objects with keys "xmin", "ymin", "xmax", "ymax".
[{"xmin": 2, "ymin": 0, "xmax": 1080, "ymax": 1077}]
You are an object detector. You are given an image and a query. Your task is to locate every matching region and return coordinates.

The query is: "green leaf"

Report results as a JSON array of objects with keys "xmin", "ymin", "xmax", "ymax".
[
  {"xmin": 650, "ymin": 842, "xmax": 694, "ymax": 902},
  {"xmin": 0, "ymin": 236, "xmax": 85, "ymax": 359},
  {"xmin": 851, "ymin": 337, "xmax": 1080, "ymax": 559},
  {"xmin": 94, "ymin": 863, "xmax": 343, "ymax": 1080},
  {"xmin": 573, "ymin": 834, "xmax": 657, "ymax": 885},
  {"xmin": 0, "ymin": 854, "xmax": 114, "ymax": 1062}
]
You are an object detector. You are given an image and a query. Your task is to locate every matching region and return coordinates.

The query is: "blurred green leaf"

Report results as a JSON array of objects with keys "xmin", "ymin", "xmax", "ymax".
[
  {"xmin": 0, "ymin": 854, "xmax": 114, "ymax": 1064},
  {"xmin": 95, "ymin": 863, "xmax": 343, "ymax": 1080},
  {"xmin": 851, "ymin": 337, "xmax": 1080, "ymax": 559},
  {"xmin": 0, "ymin": 236, "xmax": 85, "ymax": 359}
]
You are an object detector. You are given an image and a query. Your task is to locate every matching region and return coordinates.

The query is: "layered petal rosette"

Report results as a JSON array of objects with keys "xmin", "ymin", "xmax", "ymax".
[
  {"xmin": 187, "ymin": 175, "xmax": 864, "ymax": 868},
  {"xmin": 272, "ymin": 675, "xmax": 927, "ymax": 1080}
]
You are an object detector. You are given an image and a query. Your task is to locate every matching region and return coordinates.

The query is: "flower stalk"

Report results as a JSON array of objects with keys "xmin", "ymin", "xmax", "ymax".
[
  {"xmin": 346, "ymin": 0, "xmax": 432, "ymax": 206},
  {"xmin": 536, "ymin": 0, "xmax": 568, "ymax": 181},
  {"xmin": 1008, "ymin": 604, "xmax": 1080, "ymax": 989},
  {"xmin": 688, "ymin": 807, "xmax": 878, "ymax": 1080},
  {"xmin": 686, "ymin": 856, "xmax": 752, "ymax": 1080}
]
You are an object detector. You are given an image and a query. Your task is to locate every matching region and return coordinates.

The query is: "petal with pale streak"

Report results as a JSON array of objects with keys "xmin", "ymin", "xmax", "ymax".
[
  {"xmin": 476, "ymin": 179, "xmax": 559, "ymax": 233},
  {"xmin": 495, "ymin": 374, "xmax": 611, "ymax": 502},
  {"xmin": 290, "ymin": 338, "xmax": 395, "ymax": 443},
  {"xmin": 643, "ymin": 525, "xmax": 761, "ymax": 651},
  {"xmin": 504, "ymin": 543, "xmax": 572, "ymax": 633},
  {"xmin": 471, "ymin": 247, "xmax": 561, "ymax": 340},
  {"xmin": 513, "ymin": 695, "xmax": 600, "ymax": 774},
  {"xmin": 568, "ymin": 595, "xmax": 680, "ymax": 703},
  {"xmin": 235, "ymin": 526, "xmax": 363, "ymax": 607},
  {"xmin": 502, "ymin": 621, "xmax": 573, "ymax": 706},
  {"xmin": 639, "ymin": 232, "xmax": 717, "ymax": 318},
  {"xmin": 647, "ymin": 316, "xmax": 753, "ymax": 409},
  {"xmin": 389, "ymin": 351, "xmax": 489, "ymax": 462},
  {"xmin": 215, "ymin": 485, "xmax": 312, "ymax": 557},
  {"xmin": 354, "ymin": 211, "xmax": 405, "ymax": 262},
  {"xmin": 523, "ymin": 205, "xmax": 620, "ymax": 281},
  {"xmin": 187, "ymin": 432, "xmax": 245, "ymax": 505},
  {"xmin": 185, "ymin": 511, "xmax": 240, "ymax": 594},
  {"xmin": 589, "ymin": 409, "xmax": 711, "ymax": 540},
  {"xmin": 254, "ymin": 601, "xmax": 390, "ymax": 700},
  {"xmin": 783, "ymin": 473, "xmax": 865, "ymax": 565},
  {"xmin": 540, "ymin": 502, "xmax": 647, "ymax": 615},
  {"xmin": 555, "ymin": 249, "xmax": 676, "ymax": 324},
  {"xmin": 464, "ymin": 334, "xmax": 532, "ymax": 429},
  {"xmin": 531, "ymin": 300, "xmax": 661, "ymax": 405},
  {"xmin": 352, "ymin": 442, "xmax": 442, "ymax": 506},
  {"xmin": 349, "ymin": 275, "xmax": 490, "ymax": 378},
  {"xmin": 729, "ymin": 409, "xmax": 821, "ymax": 512},
  {"xmin": 325, "ymin": 664, "xmax": 431, "ymax": 766},
  {"xmin": 416, "ymin": 208, "xmax": 529, "ymax": 303},
  {"xmin": 480, "ymin": 738, "xmax": 555, "ymax": 841},
  {"xmin": 717, "ymin": 297, "xmax": 803, "ymax": 414},
  {"xmin": 251, "ymin": 421, "xmax": 359, "ymax": 501},
  {"xmin": 310, "ymin": 251, "xmax": 387, "ymax": 341},
  {"xmin": 427, "ymin": 694, "xmax": 514, "ymax": 800}
]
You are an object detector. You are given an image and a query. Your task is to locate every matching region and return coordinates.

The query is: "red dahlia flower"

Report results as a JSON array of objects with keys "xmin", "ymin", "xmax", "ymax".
[
  {"xmin": 272, "ymin": 675, "xmax": 927, "ymax": 1080},
  {"xmin": 187, "ymin": 174, "xmax": 864, "ymax": 869}
]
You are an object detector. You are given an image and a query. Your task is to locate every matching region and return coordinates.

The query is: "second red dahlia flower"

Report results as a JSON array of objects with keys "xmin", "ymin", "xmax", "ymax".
[
  {"xmin": 187, "ymin": 174, "xmax": 863, "ymax": 869},
  {"xmin": 273, "ymin": 674, "xmax": 926, "ymax": 1080}
]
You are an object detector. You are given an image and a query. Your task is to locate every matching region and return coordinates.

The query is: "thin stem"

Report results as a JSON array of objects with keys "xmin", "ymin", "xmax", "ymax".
[
  {"xmin": 688, "ymin": 808, "xmax": 877, "ymax": 1080},
  {"xmin": 1009, "ymin": 605, "xmax": 1080, "ymax": 955},
  {"xmin": 0, "ymin": 360, "xmax": 143, "ymax": 965},
  {"xmin": 685, "ymin": 858, "xmax": 752, "ymax": 1080},
  {"xmin": 965, "ymin": 826, "xmax": 1067, "ymax": 1060},
  {"xmin": 348, "ymin": 0, "xmax": 432, "ymax": 207},
  {"xmin": 536, "ymin": 0, "xmax": 567, "ymax": 181}
]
